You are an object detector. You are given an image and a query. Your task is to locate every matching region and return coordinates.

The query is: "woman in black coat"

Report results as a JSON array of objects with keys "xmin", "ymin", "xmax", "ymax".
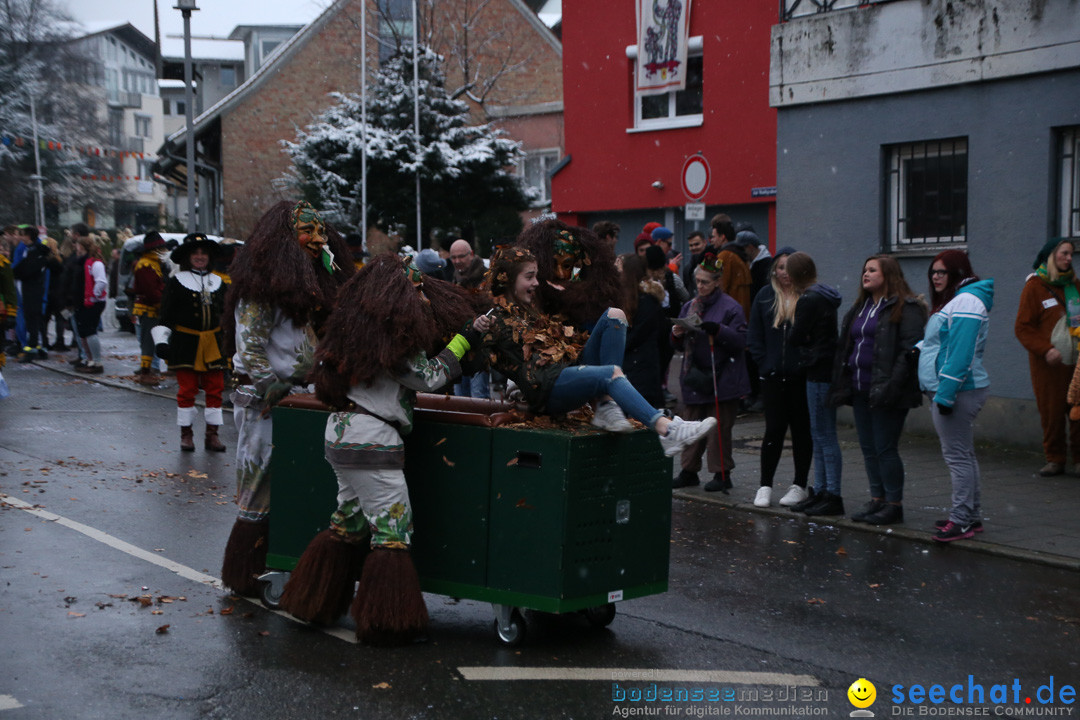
[{"xmin": 830, "ymin": 255, "xmax": 927, "ymax": 526}]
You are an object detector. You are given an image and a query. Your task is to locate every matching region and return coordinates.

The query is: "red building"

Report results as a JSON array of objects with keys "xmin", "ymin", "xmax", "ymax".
[{"xmin": 553, "ymin": 1, "xmax": 777, "ymax": 255}]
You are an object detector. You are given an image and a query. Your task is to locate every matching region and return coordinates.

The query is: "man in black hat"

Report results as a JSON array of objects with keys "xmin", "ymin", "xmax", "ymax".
[
  {"xmin": 152, "ymin": 234, "xmax": 229, "ymax": 452},
  {"xmin": 132, "ymin": 231, "xmax": 168, "ymax": 383}
]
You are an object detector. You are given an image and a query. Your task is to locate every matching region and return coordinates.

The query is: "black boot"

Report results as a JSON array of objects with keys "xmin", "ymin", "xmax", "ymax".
[
  {"xmin": 802, "ymin": 491, "xmax": 845, "ymax": 516},
  {"xmin": 672, "ymin": 470, "xmax": 699, "ymax": 489},
  {"xmin": 862, "ymin": 503, "xmax": 903, "ymax": 525},
  {"xmin": 703, "ymin": 472, "xmax": 732, "ymax": 493},
  {"xmin": 789, "ymin": 487, "xmax": 819, "ymax": 513}
]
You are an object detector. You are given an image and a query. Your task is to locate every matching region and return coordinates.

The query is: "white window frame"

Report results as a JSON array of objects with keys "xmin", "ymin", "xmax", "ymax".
[
  {"xmin": 134, "ymin": 115, "xmax": 152, "ymax": 138},
  {"xmin": 626, "ymin": 36, "xmax": 704, "ymax": 133},
  {"xmin": 519, "ymin": 148, "xmax": 561, "ymax": 207},
  {"xmin": 886, "ymin": 138, "xmax": 968, "ymax": 251},
  {"xmin": 1059, "ymin": 126, "xmax": 1080, "ymax": 239}
]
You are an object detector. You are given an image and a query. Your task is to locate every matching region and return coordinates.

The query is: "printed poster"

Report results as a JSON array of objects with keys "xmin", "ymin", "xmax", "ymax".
[{"xmin": 636, "ymin": 0, "xmax": 693, "ymax": 95}]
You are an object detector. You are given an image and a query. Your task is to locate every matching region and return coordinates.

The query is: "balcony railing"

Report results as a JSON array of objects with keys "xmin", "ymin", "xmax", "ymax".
[
  {"xmin": 107, "ymin": 89, "xmax": 143, "ymax": 109},
  {"xmin": 781, "ymin": 0, "xmax": 897, "ymax": 22}
]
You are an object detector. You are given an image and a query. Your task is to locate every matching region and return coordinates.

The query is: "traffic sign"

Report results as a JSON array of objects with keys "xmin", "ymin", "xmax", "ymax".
[{"xmin": 681, "ymin": 154, "xmax": 710, "ymax": 201}]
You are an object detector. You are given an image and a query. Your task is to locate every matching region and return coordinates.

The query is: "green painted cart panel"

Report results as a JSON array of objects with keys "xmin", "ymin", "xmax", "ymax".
[{"xmin": 267, "ymin": 404, "xmax": 671, "ymax": 614}]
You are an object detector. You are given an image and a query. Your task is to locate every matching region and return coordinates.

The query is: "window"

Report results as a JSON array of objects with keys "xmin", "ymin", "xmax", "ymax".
[
  {"xmin": 886, "ymin": 138, "xmax": 968, "ymax": 250},
  {"xmin": 175, "ymin": 99, "xmax": 186, "ymax": 116},
  {"xmin": 377, "ymin": 0, "xmax": 414, "ymax": 64},
  {"xmin": 261, "ymin": 40, "xmax": 281, "ymax": 62},
  {"xmin": 1058, "ymin": 126, "xmax": 1080, "ymax": 239},
  {"xmin": 520, "ymin": 150, "xmax": 560, "ymax": 207},
  {"xmin": 220, "ymin": 65, "xmax": 236, "ymax": 88},
  {"xmin": 631, "ymin": 37, "xmax": 703, "ymax": 131},
  {"xmin": 163, "ymin": 98, "xmax": 171, "ymax": 116},
  {"xmin": 134, "ymin": 115, "xmax": 152, "ymax": 138}
]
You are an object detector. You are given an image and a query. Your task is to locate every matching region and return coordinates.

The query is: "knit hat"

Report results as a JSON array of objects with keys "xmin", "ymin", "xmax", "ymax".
[
  {"xmin": 414, "ymin": 248, "xmax": 446, "ymax": 275},
  {"xmin": 651, "ymin": 226, "xmax": 674, "ymax": 243},
  {"xmin": 642, "ymin": 222, "xmax": 662, "ymax": 236},
  {"xmin": 644, "ymin": 244, "xmax": 668, "ymax": 271},
  {"xmin": 733, "ymin": 230, "xmax": 761, "ymax": 248},
  {"xmin": 142, "ymin": 231, "xmax": 167, "ymax": 252},
  {"xmin": 1034, "ymin": 237, "xmax": 1073, "ymax": 270},
  {"xmin": 633, "ymin": 232, "xmax": 654, "ymax": 251}
]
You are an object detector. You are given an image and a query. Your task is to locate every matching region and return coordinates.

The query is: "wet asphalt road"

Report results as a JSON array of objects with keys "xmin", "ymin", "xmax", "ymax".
[{"xmin": 1, "ymin": 357, "xmax": 1078, "ymax": 719}]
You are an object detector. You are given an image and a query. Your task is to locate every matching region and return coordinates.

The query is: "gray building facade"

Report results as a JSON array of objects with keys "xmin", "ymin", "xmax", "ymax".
[{"xmin": 771, "ymin": 0, "xmax": 1080, "ymax": 446}]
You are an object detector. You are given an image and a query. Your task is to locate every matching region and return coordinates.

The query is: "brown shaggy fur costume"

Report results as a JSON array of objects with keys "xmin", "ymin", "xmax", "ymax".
[
  {"xmin": 283, "ymin": 253, "xmax": 474, "ymax": 641},
  {"xmin": 220, "ymin": 200, "xmax": 353, "ymax": 596},
  {"xmin": 517, "ymin": 218, "xmax": 620, "ymax": 328}
]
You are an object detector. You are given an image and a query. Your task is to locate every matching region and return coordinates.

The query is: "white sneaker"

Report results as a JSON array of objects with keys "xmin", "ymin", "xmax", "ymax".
[
  {"xmin": 778, "ymin": 484, "xmax": 808, "ymax": 507},
  {"xmin": 753, "ymin": 486, "xmax": 772, "ymax": 508},
  {"xmin": 591, "ymin": 400, "xmax": 635, "ymax": 433},
  {"xmin": 658, "ymin": 416, "xmax": 717, "ymax": 457}
]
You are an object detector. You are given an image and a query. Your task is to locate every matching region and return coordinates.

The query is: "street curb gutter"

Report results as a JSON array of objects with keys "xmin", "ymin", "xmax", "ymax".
[
  {"xmin": 675, "ymin": 489, "xmax": 1080, "ymax": 573},
  {"xmin": 34, "ymin": 359, "xmax": 231, "ymax": 411}
]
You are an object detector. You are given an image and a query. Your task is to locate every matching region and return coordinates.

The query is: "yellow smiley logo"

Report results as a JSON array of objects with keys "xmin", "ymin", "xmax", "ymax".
[{"xmin": 848, "ymin": 678, "xmax": 877, "ymax": 709}]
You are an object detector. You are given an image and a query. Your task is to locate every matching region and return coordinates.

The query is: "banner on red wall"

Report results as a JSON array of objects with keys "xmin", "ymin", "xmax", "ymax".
[{"xmin": 635, "ymin": 0, "xmax": 693, "ymax": 96}]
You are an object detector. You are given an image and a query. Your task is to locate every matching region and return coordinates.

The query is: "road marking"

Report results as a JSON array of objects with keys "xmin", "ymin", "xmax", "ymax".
[
  {"xmin": 457, "ymin": 668, "xmax": 820, "ymax": 685},
  {"xmin": 1, "ymin": 494, "xmax": 358, "ymax": 644},
  {"xmin": 0, "ymin": 695, "xmax": 24, "ymax": 711}
]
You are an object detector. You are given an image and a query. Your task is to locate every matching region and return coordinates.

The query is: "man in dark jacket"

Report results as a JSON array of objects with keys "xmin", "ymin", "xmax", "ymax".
[{"xmin": 12, "ymin": 226, "xmax": 59, "ymax": 361}]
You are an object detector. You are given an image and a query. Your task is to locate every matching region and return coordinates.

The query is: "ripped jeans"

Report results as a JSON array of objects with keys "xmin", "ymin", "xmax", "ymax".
[{"xmin": 545, "ymin": 309, "xmax": 663, "ymax": 428}]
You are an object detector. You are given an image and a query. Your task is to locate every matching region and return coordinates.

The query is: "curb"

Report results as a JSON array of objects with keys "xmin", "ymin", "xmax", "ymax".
[
  {"xmin": 31, "ymin": 358, "xmax": 230, "ymax": 411},
  {"xmin": 674, "ymin": 488, "xmax": 1080, "ymax": 573}
]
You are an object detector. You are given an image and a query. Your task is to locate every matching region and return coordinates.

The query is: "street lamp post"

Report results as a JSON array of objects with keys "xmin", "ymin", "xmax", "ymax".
[{"xmin": 175, "ymin": 0, "xmax": 199, "ymax": 233}]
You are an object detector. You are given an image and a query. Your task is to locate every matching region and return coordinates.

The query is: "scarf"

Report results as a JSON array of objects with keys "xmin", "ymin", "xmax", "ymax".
[{"xmin": 1037, "ymin": 264, "xmax": 1080, "ymax": 327}]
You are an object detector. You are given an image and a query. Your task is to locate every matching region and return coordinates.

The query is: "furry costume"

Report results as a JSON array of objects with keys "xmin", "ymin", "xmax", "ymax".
[
  {"xmin": 278, "ymin": 254, "xmax": 475, "ymax": 644},
  {"xmin": 516, "ymin": 218, "xmax": 620, "ymax": 329},
  {"xmin": 220, "ymin": 201, "xmax": 354, "ymax": 596}
]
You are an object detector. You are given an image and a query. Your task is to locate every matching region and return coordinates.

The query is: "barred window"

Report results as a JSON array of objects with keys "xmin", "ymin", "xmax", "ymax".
[
  {"xmin": 1058, "ymin": 126, "xmax": 1080, "ymax": 239},
  {"xmin": 887, "ymin": 138, "xmax": 968, "ymax": 250}
]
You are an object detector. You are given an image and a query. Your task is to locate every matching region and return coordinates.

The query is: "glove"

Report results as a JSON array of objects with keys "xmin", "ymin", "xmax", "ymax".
[
  {"xmin": 155, "ymin": 343, "xmax": 170, "ymax": 361},
  {"xmin": 262, "ymin": 380, "xmax": 293, "ymax": 409},
  {"xmin": 936, "ymin": 403, "xmax": 953, "ymax": 416},
  {"xmin": 700, "ymin": 321, "xmax": 720, "ymax": 337}
]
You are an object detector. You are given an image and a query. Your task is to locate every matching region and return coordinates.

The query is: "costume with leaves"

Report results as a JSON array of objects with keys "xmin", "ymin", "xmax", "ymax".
[
  {"xmin": 278, "ymin": 254, "xmax": 475, "ymax": 643},
  {"xmin": 220, "ymin": 200, "xmax": 353, "ymax": 596}
]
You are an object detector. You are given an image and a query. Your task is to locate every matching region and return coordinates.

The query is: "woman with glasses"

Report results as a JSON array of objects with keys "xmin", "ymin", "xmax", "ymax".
[{"xmin": 918, "ymin": 250, "xmax": 993, "ymax": 542}]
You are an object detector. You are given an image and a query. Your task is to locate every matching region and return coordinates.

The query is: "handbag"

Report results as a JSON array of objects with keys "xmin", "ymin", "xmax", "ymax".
[{"xmin": 1050, "ymin": 315, "xmax": 1078, "ymax": 366}]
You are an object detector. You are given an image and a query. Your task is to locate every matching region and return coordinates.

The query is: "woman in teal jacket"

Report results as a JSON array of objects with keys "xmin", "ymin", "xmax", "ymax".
[{"xmin": 917, "ymin": 250, "xmax": 993, "ymax": 543}]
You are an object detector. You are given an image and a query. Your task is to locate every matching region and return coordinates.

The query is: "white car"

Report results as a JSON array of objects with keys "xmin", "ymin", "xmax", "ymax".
[{"xmin": 113, "ymin": 233, "xmax": 227, "ymax": 332}]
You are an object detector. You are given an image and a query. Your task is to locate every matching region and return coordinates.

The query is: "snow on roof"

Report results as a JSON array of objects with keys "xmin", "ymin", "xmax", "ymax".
[{"xmin": 160, "ymin": 36, "xmax": 245, "ymax": 62}]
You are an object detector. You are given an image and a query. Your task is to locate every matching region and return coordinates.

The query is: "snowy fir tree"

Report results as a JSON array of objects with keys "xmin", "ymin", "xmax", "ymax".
[{"xmin": 284, "ymin": 44, "xmax": 533, "ymax": 247}]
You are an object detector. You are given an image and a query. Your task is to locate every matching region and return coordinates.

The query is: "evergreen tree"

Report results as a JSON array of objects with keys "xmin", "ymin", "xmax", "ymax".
[{"xmin": 285, "ymin": 44, "xmax": 533, "ymax": 247}]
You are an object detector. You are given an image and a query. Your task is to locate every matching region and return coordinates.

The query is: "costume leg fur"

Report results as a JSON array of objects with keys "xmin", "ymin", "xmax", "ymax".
[
  {"xmin": 278, "ymin": 530, "xmax": 367, "ymax": 625},
  {"xmin": 351, "ymin": 546, "xmax": 428, "ymax": 645},
  {"xmin": 221, "ymin": 517, "xmax": 269, "ymax": 596}
]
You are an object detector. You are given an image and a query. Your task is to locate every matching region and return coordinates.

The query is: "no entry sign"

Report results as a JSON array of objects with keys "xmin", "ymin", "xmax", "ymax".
[{"xmin": 681, "ymin": 154, "xmax": 710, "ymax": 201}]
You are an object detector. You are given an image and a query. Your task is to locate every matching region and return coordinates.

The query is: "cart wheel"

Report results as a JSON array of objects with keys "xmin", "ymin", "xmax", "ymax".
[
  {"xmin": 257, "ymin": 571, "xmax": 288, "ymax": 610},
  {"xmin": 493, "ymin": 610, "xmax": 527, "ymax": 646},
  {"xmin": 583, "ymin": 603, "xmax": 616, "ymax": 628}
]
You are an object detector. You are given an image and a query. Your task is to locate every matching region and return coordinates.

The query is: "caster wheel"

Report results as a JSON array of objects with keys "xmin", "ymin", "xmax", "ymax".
[
  {"xmin": 583, "ymin": 603, "xmax": 616, "ymax": 628},
  {"xmin": 493, "ymin": 609, "xmax": 527, "ymax": 646},
  {"xmin": 258, "ymin": 571, "xmax": 288, "ymax": 609}
]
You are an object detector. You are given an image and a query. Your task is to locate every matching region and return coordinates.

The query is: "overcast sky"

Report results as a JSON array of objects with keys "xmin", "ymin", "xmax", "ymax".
[{"xmin": 65, "ymin": 0, "xmax": 331, "ymax": 42}]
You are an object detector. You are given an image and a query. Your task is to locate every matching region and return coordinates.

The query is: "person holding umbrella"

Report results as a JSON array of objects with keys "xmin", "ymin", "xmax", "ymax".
[{"xmin": 671, "ymin": 250, "xmax": 750, "ymax": 492}]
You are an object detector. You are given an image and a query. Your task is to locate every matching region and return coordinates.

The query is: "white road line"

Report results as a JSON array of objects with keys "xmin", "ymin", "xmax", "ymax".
[
  {"xmin": 457, "ymin": 668, "xmax": 821, "ymax": 685},
  {"xmin": 0, "ymin": 695, "xmax": 24, "ymax": 711},
  {"xmin": 1, "ymin": 494, "xmax": 358, "ymax": 644}
]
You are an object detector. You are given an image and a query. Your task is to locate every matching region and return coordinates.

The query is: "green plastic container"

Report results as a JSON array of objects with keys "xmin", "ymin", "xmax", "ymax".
[{"xmin": 266, "ymin": 403, "xmax": 671, "ymax": 616}]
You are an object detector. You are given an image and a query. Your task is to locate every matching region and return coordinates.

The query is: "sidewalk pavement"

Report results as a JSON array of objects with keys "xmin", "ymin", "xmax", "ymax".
[{"xmin": 20, "ymin": 330, "xmax": 1080, "ymax": 571}]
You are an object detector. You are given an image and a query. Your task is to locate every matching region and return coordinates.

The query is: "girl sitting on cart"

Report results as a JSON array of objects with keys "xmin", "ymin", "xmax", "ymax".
[
  {"xmin": 477, "ymin": 242, "xmax": 716, "ymax": 457},
  {"xmin": 278, "ymin": 254, "xmax": 485, "ymax": 645}
]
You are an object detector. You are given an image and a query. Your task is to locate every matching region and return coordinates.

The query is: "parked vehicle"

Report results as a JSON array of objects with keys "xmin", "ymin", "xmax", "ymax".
[{"xmin": 113, "ymin": 233, "xmax": 226, "ymax": 332}]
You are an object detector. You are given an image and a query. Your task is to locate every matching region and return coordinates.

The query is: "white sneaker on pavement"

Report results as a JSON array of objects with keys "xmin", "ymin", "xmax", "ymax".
[
  {"xmin": 591, "ymin": 400, "xmax": 635, "ymax": 433},
  {"xmin": 777, "ymin": 484, "xmax": 808, "ymax": 507},
  {"xmin": 753, "ymin": 486, "xmax": 772, "ymax": 508},
  {"xmin": 658, "ymin": 416, "xmax": 717, "ymax": 457}
]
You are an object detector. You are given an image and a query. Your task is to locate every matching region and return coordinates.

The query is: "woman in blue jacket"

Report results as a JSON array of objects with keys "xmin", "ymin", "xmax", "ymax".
[{"xmin": 917, "ymin": 250, "xmax": 993, "ymax": 542}]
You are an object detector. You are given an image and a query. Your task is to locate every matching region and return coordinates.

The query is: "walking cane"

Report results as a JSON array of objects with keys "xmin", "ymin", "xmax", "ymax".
[{"xmin": 706, "ymin": 332, "xmax": 728, "ymax": 491}]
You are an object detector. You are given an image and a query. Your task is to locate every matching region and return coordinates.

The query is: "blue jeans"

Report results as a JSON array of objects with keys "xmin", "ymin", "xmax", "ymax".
[
  {"xmin": 806, "ymin": 381, "xmax": 842, "ymax": 495},
  {"xmin": 851, "ymin": 392, "xmax": 909, "ymax": 503},
  {"xmin": 454, "ymin": 371, "xmax": 490, "ymax": 399},
  {"xmin": 546, "ymin": 309, "xmax": 663, "ymax": 428}
]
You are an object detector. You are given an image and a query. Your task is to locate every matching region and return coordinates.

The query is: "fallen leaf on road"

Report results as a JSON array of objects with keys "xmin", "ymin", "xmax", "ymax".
[
  {"xmin": 442, "ymin": 455, "xmax": 455, "ymax": 467},
  {"xmin": 187, "ymin": 470, "xmax": 208, "ymax": 479},
  {"xmin": 868, "ymin": 583, "xmax": 881, "ymax": 588},
  {"xmin": 435, "ymin": 437, "xmax": 447, "ymax": 446},
  {"xmin": 221, "ymin": 607, "xmax": 234, "ymax": 616},
  {"xmin": 372, "ymin": 682, "xmax": 391, "ymax": 689},
  {"xmin": 152, "ymin": 610, "xmax": 163, "ymax": 615},
  {"xmin": 67, "ymin": 612, "xmax": 85, "ymax": 618},
  {"xmin": 155, "ymin": 624, "xmax": 170, "ymax": 634},
  {"xmin": 836, "ymin": 547, "xmax": 847, "ymax": 556},
  {"xmin": 258, "ymin": 630, "xmax": 270, "ymax": 636},
  {"xmin": 807, "ymin": 598, "xmax": 826, "ymax": 605}
]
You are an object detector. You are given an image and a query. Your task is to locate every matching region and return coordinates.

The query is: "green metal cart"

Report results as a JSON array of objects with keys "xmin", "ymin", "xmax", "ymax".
[{"xmin": 260, "ymin": 394, "xmax": 672, "ymax": 645}]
